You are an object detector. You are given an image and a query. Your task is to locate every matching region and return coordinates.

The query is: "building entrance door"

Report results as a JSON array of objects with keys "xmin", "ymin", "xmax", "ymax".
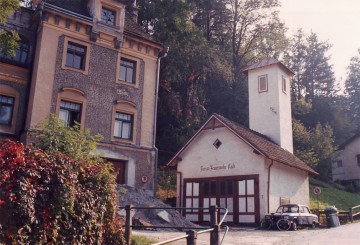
[
  {"xmin": 183, "ymin": 175, "xmax": 259, "ymax": 225},
  {"xmin": 107, "ymin": 159, "xmax": 126, "ymax": 184}
]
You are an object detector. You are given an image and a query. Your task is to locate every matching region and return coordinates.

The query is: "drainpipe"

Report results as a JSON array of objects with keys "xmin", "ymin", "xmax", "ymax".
[
  {"xmin": 174, "ymin": 170, "xmax": 182, "ymax": 208},
  {"xmin": 267, "ymin": 160, "xmax": 274, "ymax": 213},
  {"xmin": 153, "ymin": 46, "xmax": 169, "ymax": 197}
]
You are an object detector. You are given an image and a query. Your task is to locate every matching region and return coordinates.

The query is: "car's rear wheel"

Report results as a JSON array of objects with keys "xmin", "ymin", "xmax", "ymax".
[
  {"xmin": 311, "ymin": 222, "xmax": 317, "ymax": 229},
  {"xmin": 276, "ymin": 219, "xmax": 291, "ymax": 231}
]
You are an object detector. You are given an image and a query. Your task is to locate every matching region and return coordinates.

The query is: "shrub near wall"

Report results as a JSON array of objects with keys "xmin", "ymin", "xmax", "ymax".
[{"xmin": 0, "ymin": 140, "xmax": 123, "ymax": 244}]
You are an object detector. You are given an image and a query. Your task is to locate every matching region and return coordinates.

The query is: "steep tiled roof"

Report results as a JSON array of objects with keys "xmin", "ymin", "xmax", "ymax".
[
  {"xmin": 213, "ymin": 114, "xmax": 318, "ymax": 175},
  {"xmin": 45, "ymin": 0, "xmax": 91, "ymax": 18},
  {"xmin": 242, "ymin": 57, "xmax": 295, "ymax": 76},
  {"xmin": 124, "ymin": 14, "xmax": 159, "ymax": 44},
  {"xmin": 339, "ymin": 131, "xmax": 360, "ymax": 150},
  {"xmin": 168, "ymin": 114, "xmax": 318, "ymax": 175},
  {"xmin": 44, "ymin": 1, "xmax": 160, "ymax": 45}
]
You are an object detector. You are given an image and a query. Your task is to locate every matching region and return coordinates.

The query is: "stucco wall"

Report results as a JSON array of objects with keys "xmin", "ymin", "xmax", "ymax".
[
  {"xmin": 177, "ymin": 126, "xmax": 268, "ymax": 210},
  {"xmin": 248, "ymin": 64, "xmax": 293, "ymax": 153},
  {"xmin": 269, "ymin": 161, "xmax": 310, "ymax": 212},
  {"xmin": 176, "ymin": 125, "xmax": 310, "ymax": 219},
  {"xmin": 342, "ymin": 138, "xmax": 360, "ymax": 180},
  {"xmin": 26, "ymin": 24, "xmax": 59, "ymax": 128}
]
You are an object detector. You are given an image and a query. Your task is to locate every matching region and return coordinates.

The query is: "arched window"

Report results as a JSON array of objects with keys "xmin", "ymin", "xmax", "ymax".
[
  {"xmin": 0, "ymin": 85, "xmax": 20, "ymax": 135},
  {"xmin": 55, "ymin": 88, "xmax": 86, "ymax": 129}
]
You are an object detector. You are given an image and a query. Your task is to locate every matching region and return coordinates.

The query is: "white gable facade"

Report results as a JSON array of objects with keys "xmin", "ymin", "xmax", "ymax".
[
  {"xmin": 169, "ymin": 116, "xmax": 313, "ymax": 225},
  {"xmin": 167, "ymin": 58, "xmax": 317, "ymax": 225},
  {"xmin": 332, "ymin": 133, "xmax": 360, "ymax": 182}
]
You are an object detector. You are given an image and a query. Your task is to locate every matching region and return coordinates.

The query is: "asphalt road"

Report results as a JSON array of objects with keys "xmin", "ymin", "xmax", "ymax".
[{"xmin": 133, "ymin": 222, "xmax": 360, "ymax": 245}]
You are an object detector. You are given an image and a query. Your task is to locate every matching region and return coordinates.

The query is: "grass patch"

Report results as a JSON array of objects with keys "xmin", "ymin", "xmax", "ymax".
[
  {"xmin": 310, "ymin": 178, "xmax": 360, "ymax": 211},
  {"xmin": 131, "ymin": 235, "xmax": 158, "ymax": 245}
]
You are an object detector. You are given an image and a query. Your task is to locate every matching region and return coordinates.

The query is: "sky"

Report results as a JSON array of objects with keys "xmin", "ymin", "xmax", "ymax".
[{"xmin": 279, "ymin": 0, "xmax": 360, "ymax": 85}]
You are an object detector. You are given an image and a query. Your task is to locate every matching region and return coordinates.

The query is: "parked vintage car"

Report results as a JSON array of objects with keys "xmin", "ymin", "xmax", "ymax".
[{"xmin": 260, "ymin": 204, "xmax": 319, "ymax": 231}]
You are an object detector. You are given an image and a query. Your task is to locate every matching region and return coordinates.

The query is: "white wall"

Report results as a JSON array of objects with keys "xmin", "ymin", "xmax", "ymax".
[
  {"xmin": 269, "ymin": 162, "xmax": 309, "ymax": 213},
  {"xmin": 176, "ymin": 125, "xmax": 309, "ymax": 218},
  {"xmin": 177, "ymin": 126, "xmax": 268, "ymax": 211},
  {"xmin": 248, "ymin": 64, "xmax": 293, "ymax": 153},
  {"xmin": 342, "ymin": 138, "xmax": 360, "ymax": 180}
]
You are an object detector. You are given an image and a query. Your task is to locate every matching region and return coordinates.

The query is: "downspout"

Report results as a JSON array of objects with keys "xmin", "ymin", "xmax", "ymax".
[
  {"xmin": 267, "ymin": 160, "xmax": 274, "ymax": 213},
  {"xmin": 174, "ymin": 170, "xmax": 182, "ymax": 208},
  {"xmin": 153, "ymin": 46, "xmax": 169, "ymax": 197}
]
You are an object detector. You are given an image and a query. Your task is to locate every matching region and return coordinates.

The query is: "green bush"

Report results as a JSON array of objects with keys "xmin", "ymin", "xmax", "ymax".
[{"xmin": 0, "ymin": 115, "xmax": 124, "ymax": 244}]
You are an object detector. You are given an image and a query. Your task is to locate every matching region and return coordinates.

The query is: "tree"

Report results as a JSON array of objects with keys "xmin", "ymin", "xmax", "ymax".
[
  {"xmin": 292, "ymin": 119, "xmax": 334, "ymax": 178},
  {"xmin": 0, "ymin": 0, "xmax": 21, "ymax": 56},
  {"xmin": 190, "ymin": 0, "xmax": 288, "ymax": 125},
  {"xmin": 28, "ymin": 114, "xmax": 103, "ymax": 162},
  {"xmin": 303, "ymin": 32, "xmax": 335, "ymax": 100},
  {"xmin": 138, "ymin": 0, "xmax": 233, "ymax": 165},
  {"xmin": 0, "ymin": 116, "xmax": 123, "ymax": 244},
  {"xmin": 284, "ymin": 30, "xmax": 335, "ymax": 103},
  {"xmin": 345, "ymin": 49, "xmax": 360, "ymax": 130}
]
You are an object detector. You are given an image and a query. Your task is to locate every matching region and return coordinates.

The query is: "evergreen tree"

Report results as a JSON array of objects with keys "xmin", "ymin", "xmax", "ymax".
[
  {"xmin": 345, "ymin": 49, "xmax": 360, "ymax": 130},
  {"xmin": 285, "ymin": 30, "xmax": 335, "ymax": 103}
]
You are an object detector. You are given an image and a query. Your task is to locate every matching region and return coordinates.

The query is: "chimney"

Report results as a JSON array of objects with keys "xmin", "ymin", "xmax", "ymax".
[
  {"xmin": 32, "ymin": 0, "xmax": 43, "ymax": 9},
  {"xmin": 243, "ymin": 57, "xmax": 295, "ymax": 153}
]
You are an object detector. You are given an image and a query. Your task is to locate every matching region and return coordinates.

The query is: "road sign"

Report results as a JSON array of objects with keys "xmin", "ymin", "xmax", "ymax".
[{"xmin": 313, "ymin": 186, "xmax": 321, "ymax": 195}]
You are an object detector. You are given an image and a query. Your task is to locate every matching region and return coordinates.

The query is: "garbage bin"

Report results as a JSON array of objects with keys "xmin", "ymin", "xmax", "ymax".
[{"xmin": 325, "ymin": 206, "xmax": 340, "ymax": 228}]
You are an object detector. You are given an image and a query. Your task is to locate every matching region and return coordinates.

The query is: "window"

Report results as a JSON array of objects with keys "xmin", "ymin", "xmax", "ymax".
[
  {"xmin": 101, "ymin": 7, "xmax": 116, "ymax": 25},
  {"xmin": 65, "ymin": 42, "xmax": 86, "ymax": 70},
  {"xmin": 213, "ymin": 139, "xmax": 222, "ymax": 149},
  {"xmin": 357, "ymin": 154, "xmax": 360, "ymax": 167},
  {"xmin": 0, "ymin": 95, "xmax": 15, "ymax": 125},
  {"xmin": 120, "ymin": 58, "xmax": 136, "ymax": 83},
  {"xmin": 59, "ymin": 100, "xmax": 82, "ymax": 127},
  {"xmin": 337, "ymin": 160, "xmax": 342, "ymax": 167},
  {"xmin": 114, "ymin": 112, "xmax": 133, "ymax": 140},
  {"xmin": 0, "ymin": 40, "xmax": 29, "ymax": 66},
  {"xmin": 258, "ymin": 75, "xmax": 268, "ymax": 93},
  {"xmin": 282, "ymin": 76, "xmax": 287, "ymax": 93}
]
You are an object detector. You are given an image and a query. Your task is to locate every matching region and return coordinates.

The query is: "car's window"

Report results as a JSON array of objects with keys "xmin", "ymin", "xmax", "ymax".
[
  {"xmin": 303, "ymin": 207, "xmax": 310, "ymax": 214},
  {"xmin": 290, "ymin": 206, "xmax": 299, "ymax": 213}
]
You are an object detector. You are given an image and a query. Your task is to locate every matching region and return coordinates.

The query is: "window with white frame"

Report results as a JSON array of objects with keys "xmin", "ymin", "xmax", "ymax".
[
  {"xmin": 114, "ymin": 112, "xmax": 133, "ymax": 140},
  {"xmin": 258, "ymin": 75, "xmax": 268, "ymax": 93},
  {"xmin": 120, "ymin": 58, "xmax": 136, "ymax": 83},
  {"xmin": 59, "ymin": 100, "xmax": 82, "ymax": 127}
]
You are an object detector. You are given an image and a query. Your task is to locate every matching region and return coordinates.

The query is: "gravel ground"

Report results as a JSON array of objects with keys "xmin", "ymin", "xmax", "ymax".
[{"xmin": 134, "ymin": 222, "xmax": 360, "ymax": 245}]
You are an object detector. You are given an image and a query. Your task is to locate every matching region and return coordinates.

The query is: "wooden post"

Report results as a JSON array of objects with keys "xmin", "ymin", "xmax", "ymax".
[
  {"xmin": 186, "ymin": 230, "xmax": 197, "ymax": 245},
  {"xmin": 349, "ymin": 207, "xmax": 353, "ymax": 223},
  {"xmin": 210, "ymin": 224, "xmax": 220, "ymax": 245},
  {"xmin": 210, "ymin": 206, "xmax": 220, "ymax": 245},
  {"xmin": 210, "ymin": 205, "xmax": 218, "ymax": 226},
  {"xmin": 125, "ymin": 205, "xmax": 133, "ymax": 245}
]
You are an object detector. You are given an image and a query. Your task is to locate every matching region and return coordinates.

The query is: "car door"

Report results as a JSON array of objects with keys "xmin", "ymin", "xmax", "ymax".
[{"xmin": 302, "ymin": 206, "xmax": 313, "ymax": 225}]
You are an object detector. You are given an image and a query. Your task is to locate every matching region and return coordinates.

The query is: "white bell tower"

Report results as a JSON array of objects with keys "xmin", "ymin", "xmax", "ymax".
[{"xmin": 243, "ymin": 57, "xmax": 294, "ymax": 153}]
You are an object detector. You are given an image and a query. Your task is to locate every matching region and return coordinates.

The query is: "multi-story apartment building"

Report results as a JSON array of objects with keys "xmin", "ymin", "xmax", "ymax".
[{"xmin": 0, "ymin": 0, "xmax": 164, "ymax": 195}]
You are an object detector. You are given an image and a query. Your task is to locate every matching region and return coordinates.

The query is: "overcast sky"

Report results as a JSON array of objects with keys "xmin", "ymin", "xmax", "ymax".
[{"xmin": 279, "ymin": 0, "xmax": 360, "ymax": 85}]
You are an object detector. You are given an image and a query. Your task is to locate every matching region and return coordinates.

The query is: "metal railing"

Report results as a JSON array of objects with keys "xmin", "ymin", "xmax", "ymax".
[{"xmin": 120, "ymin": 205, "xmax": 229, "ymax": 245}]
